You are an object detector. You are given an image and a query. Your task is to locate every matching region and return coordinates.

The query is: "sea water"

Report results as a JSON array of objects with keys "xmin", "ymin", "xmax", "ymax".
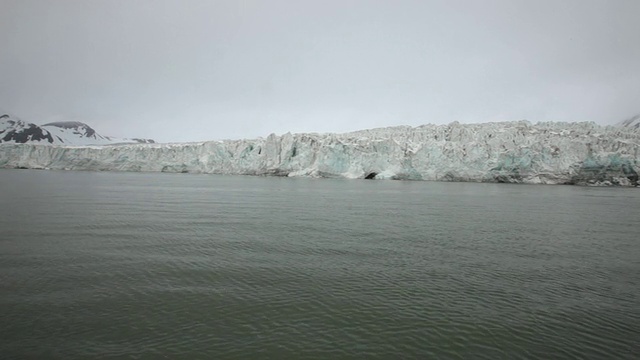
[{"xmin": 1, "ymin": 170, "xmax": 638, "ymax": 359}]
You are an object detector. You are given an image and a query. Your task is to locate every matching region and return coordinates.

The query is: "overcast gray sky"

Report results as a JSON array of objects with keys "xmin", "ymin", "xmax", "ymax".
[{"xmin": 1, "ymin": 0, "xmax": 638, "ymax": 142}]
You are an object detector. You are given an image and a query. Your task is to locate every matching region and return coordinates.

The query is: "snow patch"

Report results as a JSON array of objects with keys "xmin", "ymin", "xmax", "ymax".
[{"xmin": 0, "ymin": 115, "xmax": 154, "ymax": 145}]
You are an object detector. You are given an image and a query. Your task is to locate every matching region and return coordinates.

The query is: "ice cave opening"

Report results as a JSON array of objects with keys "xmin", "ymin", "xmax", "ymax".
[{"xmin": 364, "ymin": 172, "xmax": 378, "ymax": 180}]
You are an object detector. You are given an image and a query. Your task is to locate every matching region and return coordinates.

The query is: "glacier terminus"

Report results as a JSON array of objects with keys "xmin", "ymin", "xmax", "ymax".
[{"xmin": 1, "ymin": 120, "xmax": 639, "ymax": 187}]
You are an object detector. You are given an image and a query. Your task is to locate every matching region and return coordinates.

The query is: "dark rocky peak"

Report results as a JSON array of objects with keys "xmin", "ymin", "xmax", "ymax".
[
  {"xmin": 43, "ymin": 121, "xmax": 97, "ymax": 138},
  {"xmin": 131, "ymin": 138, "xmax": 156, "ymax": 144},
  {"xmin": 0, "ymin": 119, "xmax": 54, "ymax": 144}
]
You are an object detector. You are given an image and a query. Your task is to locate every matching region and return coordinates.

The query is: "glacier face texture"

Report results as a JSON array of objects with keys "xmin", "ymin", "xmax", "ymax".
[{"xmin": 1, "ymin": 121, "xmax": 639, "ymax": 186}]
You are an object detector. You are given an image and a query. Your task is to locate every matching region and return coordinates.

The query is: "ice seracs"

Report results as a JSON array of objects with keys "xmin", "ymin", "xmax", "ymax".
[{"xmin": 1, "ymin": 119, "xmax": 638, "ymax": 186}]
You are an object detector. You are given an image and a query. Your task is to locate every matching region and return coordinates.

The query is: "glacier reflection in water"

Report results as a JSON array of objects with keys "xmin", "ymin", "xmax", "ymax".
[{"xmin": 0, "ymin": 170, "xmax": 639, "ymax": 359}]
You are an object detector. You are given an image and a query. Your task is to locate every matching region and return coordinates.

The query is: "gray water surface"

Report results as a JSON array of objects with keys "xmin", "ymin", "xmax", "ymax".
[{"xmin": 1, "ymin": 170, "xmax": 639, "ymax": 359}]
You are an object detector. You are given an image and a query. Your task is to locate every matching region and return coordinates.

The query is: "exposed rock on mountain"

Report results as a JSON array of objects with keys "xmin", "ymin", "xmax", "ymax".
[
  {"xmin": 0, "ymin": 114, "xmax": 154, "ymax": 145},
  {"xmin": 618, "ymin": 114, "xmax": 640, "ymax": 130}
]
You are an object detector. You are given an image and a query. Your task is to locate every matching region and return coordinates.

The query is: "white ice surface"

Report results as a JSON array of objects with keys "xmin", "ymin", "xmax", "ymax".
[{"xmin": 2, "ymin": 120, "xmax": 639, "ymax": 186}]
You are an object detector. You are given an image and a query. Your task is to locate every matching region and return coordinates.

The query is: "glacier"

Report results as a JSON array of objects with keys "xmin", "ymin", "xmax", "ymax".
[{"xmin": 1, "ymin": 121, "xmax": 639, "ymax": 186}]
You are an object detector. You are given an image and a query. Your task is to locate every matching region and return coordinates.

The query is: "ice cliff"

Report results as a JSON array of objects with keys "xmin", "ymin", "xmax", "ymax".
[{"xmin": 1, "ymin": 121, "xmax": 639, "ymax": 186}]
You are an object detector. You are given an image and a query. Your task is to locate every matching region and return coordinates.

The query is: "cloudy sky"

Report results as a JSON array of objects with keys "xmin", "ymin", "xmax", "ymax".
[{"xmin": 1, "ymin": 0, "xmax": 638, "ymax": 142}]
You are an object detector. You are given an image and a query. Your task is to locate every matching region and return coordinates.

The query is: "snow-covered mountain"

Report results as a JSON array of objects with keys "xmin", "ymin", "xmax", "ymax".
[
  {"xmin": 0, "ymin": 114, "xmax": 154, "ymax": 145},
  {"xmin": 618, "ymin": 114, "xmax": 640, "ymax": 130},
  {"xmin": 1, "ymin": 120, "xmax": 639, "ymax": 186}
]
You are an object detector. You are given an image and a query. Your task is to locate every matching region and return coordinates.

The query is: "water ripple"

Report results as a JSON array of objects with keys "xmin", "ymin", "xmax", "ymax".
[{"xmin": 1, "ymin": 171, "xmax": 639, "ymax": 359}]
